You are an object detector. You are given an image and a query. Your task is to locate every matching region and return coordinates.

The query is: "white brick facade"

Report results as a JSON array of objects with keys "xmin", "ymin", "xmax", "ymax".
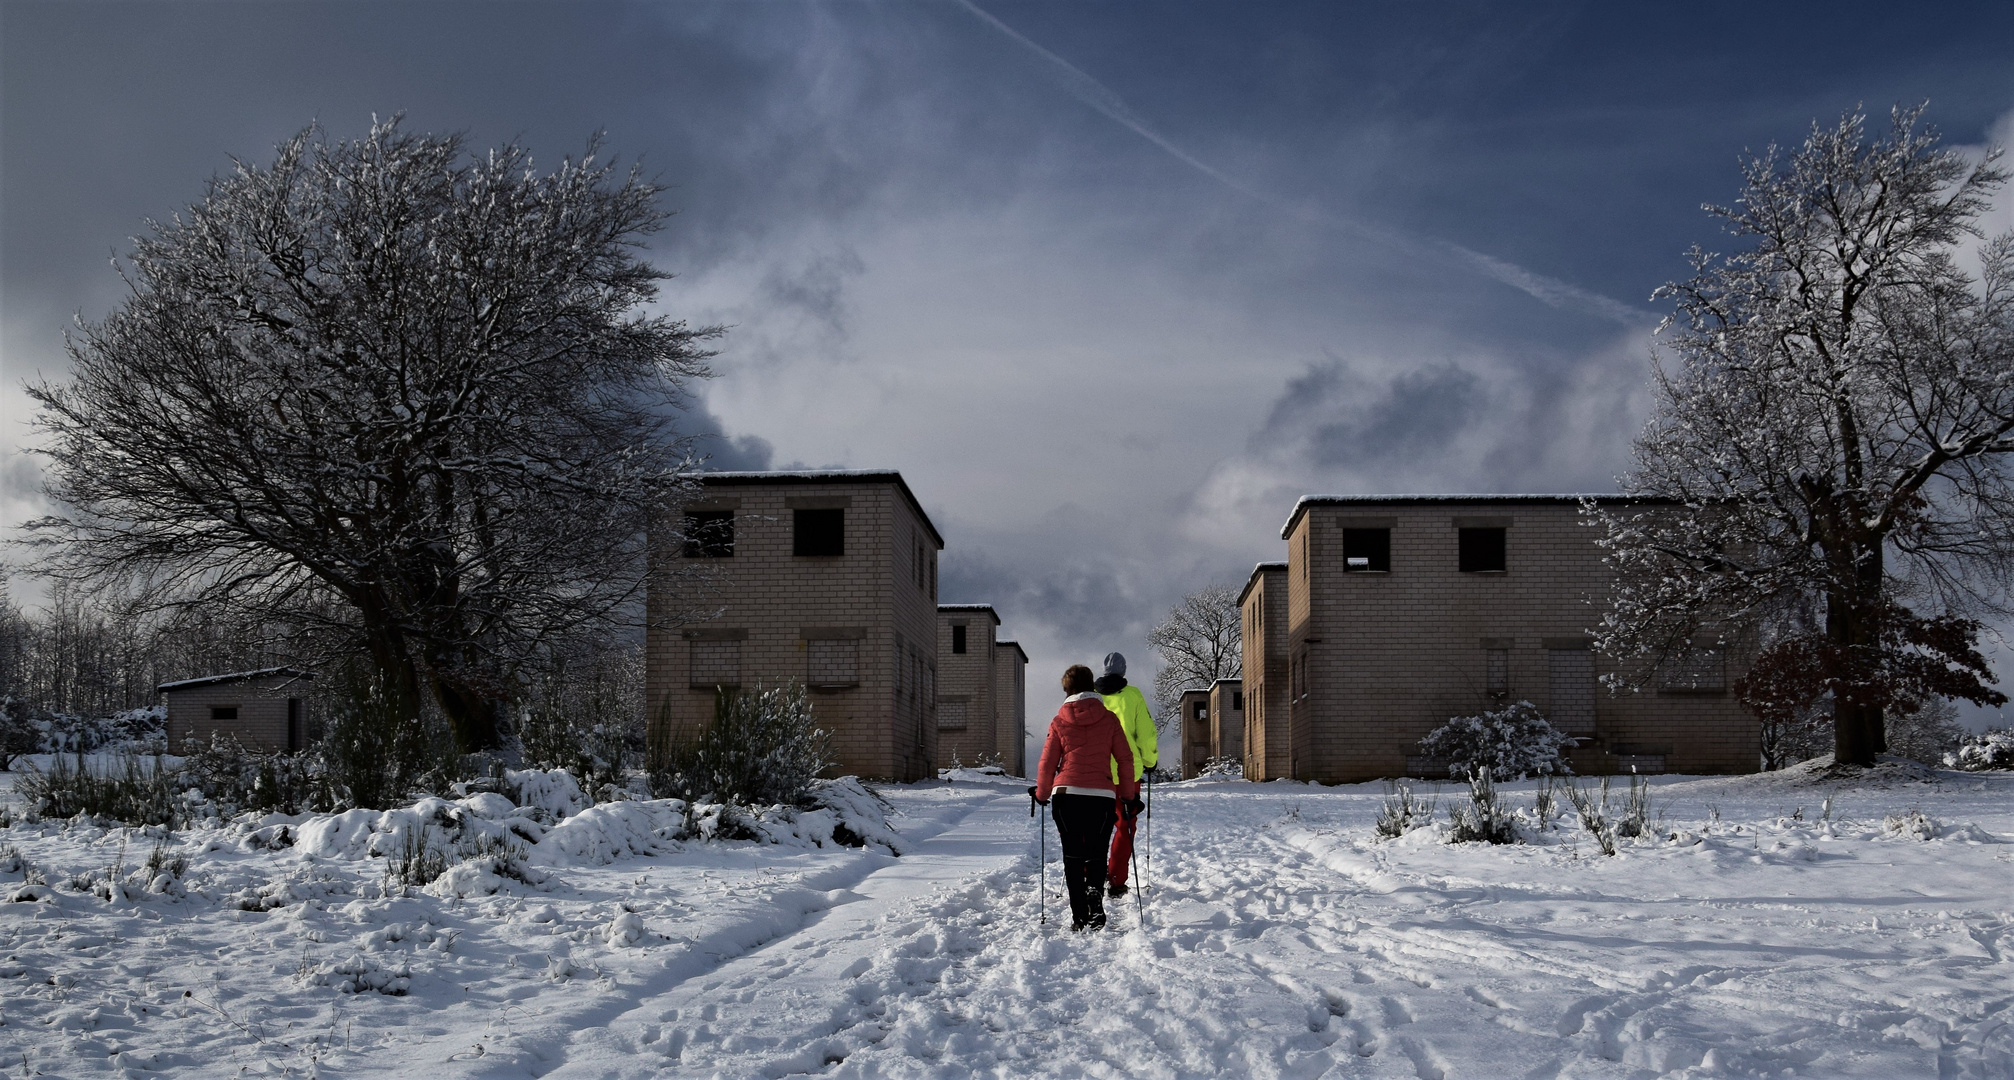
[
  {"xmin": 1266, "ymin": 496, "xmax": 1759, "ymax": 782},
  {"xmin": 647, "ymin": 472, "xmax": 944, "ymax": 781}
]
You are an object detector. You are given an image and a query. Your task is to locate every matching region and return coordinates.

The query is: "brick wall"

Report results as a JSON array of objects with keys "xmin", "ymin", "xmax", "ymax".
[
  {"xmin": 1277, "ymin": 498, "xmax": 1759, "ymax": 783},
  {"xmin": 994, "ymin": 642, "xmax": 1028, "ymax": 776},
  {"xmin": 1209, "ymin": 680, "xmax": 1243, "ymax": 762},
  {"xmin": 1178, "ymin": 688, "xmax": 1211, "ymax": 778},
  {"xmin": 646, "ymin": 474, "xmax": 943, "ymax": 781},
  {"xmin": 1240, "ymin": 564, "xmax": 1290, "ymax": 779},
  {"xmin": 933, "ymin": 607, "xmax": 998, "ymax": 770}
]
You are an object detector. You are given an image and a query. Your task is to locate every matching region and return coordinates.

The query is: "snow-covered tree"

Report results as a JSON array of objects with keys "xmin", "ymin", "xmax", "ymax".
[
  {"xmin": 1591, "ymin": 106, "xmax": 2014, "ymax": 766},
  {"xmin": 25, "ymin": 118, "xmax": 719, "ymax": 752},
  {"xmin": 1149, "ymin": 583, "xmax": 1242, "ymax": 731}
]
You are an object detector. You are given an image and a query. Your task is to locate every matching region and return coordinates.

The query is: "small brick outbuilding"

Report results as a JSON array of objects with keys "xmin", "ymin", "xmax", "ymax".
[{"xmin": 160, "ymin": 668, "xmax": 314, "ymax": 752}]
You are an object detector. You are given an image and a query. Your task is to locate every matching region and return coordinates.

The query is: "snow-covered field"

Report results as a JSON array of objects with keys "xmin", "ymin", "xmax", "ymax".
[{"xmin": 1, "ymin": 763, "xmax": 2009, "ymax": 1079}]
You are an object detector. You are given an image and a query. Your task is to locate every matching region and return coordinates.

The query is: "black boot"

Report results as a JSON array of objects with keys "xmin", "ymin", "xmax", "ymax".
[
  {"xmin": 1062, "ymin": 857, "xmax": 1093, "ymax": 930},
  {"xmin": 1085, "ymin": 864, "xmax": 1109, "ymax": 930}
]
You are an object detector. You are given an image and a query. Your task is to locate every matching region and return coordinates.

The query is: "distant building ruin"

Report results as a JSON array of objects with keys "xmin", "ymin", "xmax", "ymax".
[{"xmin": 159, "ymin": 668, "xmax": 313, "ymax": 752}]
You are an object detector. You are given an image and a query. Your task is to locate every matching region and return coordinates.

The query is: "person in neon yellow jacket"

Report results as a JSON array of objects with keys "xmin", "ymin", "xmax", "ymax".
[{"xmin": 1094, "ymin": 652, "xmax": 1157, "ymax": 897}]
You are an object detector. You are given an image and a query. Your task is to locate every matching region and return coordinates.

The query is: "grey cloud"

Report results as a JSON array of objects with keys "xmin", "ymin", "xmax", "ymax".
[
  {"xmin": 1261, "ymin": 360, "xmax": 1486, "ymax": 470},
  {"xmin": 673, "ymin": 396, "xmax": 775, "ymax": 473},
  {"xmin": 941, "ymin": 547, "xmax": 1140, "ymax": 650},
  {"xmin": 759, "ymin": 250, "xmax": 866, "ymax": 340}
]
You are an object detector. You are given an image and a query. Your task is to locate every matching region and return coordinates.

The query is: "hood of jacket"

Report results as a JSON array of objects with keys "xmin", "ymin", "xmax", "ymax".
[
  {"xmin": 1055, "ymin": 693, "xmax": 1112, "ymax": 727},
  {"xmin": 1093, "ymin": 673, "xmax": 1127, "ymax": 696}
]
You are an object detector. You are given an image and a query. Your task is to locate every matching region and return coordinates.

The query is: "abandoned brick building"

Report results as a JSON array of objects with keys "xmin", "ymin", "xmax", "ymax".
[
  {"xmin": 160, "ymin": 668, "xmax": 314, "ymax": 752},
  {"xmin": 647, "ymin": 470, "xmax": 1026, "ymax": 782},
  {"xmin": 1175, "ymin": 679, "xmax": 1245, "ymax": 779},
  {"xmin": 1242, "ymin": 495, "xmax": 1758, "ymax": 783},
  {"xmin": 932, "ymin": 605, "xmax": 1028, "ymax": 775}
]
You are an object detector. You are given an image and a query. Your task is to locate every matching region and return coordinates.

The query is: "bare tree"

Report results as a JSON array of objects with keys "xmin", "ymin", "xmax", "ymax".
[
  {"xmin": 1149, "ymin": 583, "xmax": 1243, "ymax": 731},
  {"xmin": 25, "ymin": 117, "xmax": 719, "ymax": 752},
  {"xmin": 1591, "ymin": 106, "xmax": 2013, "ymax": 766}
]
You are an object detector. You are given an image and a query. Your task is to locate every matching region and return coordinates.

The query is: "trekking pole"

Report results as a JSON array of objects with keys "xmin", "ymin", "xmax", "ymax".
[
  {"xmin": 1142, "ymin": 768, "xmax": 1152, "ymax": 895},
  {"xmin": 1029, "ymin": 787, "xmax": 1045, "ymax": 926},
  {"xmin": 1129, "ymin": 805, "xmax": 1145, "ymax": 925}
]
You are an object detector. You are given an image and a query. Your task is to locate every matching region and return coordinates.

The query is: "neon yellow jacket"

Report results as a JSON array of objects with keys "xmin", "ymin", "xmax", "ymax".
[{"xmin": 1101, "ymin": 684, "xmax": 1159, "ymax": 782}]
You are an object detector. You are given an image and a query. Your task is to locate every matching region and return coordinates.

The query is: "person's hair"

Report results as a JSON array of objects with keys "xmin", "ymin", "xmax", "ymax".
[{"xmin": 1061, "ymin": 665, "xmax": 1095, "ymax": 694}]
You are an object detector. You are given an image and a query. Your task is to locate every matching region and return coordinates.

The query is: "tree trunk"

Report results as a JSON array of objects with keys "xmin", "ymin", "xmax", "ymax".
[
  {"xmin": 1829, "ymin": 533, "xmax": 1886, "ymax": 767},
  {"xmin": 427, "ymin": 667, "xmax": 500, "ymax": 754}
]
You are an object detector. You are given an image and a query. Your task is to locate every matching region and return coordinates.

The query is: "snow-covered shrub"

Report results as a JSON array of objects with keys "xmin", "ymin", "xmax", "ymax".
[
  {"xmin": 1885, "ymin": 699, "xmax": 1965, "ymax": 767},
  {"xmin": 514, "ymin": 650, "xmax": 639, "ymax": 802},
  {"xmin": 536, "ymin": 799, "xmax": 689, "ymax": 865},
  {"xmin": 319, "ymin": 664, "xmax": 465, "ymax": 810},
  {"xmin": 1417, "ymin": 701, "xmax": 1574, "ymax": 781},
  {"xmin": 1446, "ymin": 768, "xmax": 1519, "ymax": 845},
  {"xmin": 1613, "ymin": 772, "xmax": 1654, "ymax": 839},
  {"xmin": 650, "ymin": 682, "xmax": 831, "ymax": 808},
  {"xmin": 384, "ymin": 826, "xmax": 449, "ymax": 889},
  {"xmin": 0, "ymin": 697, "xmax": 45, "ymax": 770},
  {"xmin": 425, "ymin": 832, "xmax": 544, "ymax": 898},
  {"xmin": 1563, "ymin": 776, "xmax": 1618, "ymax": 856},
  {"xmin": 507, "ymin": 767, "xmax": 591, "ymax": 822},
  {"xmin": 20, "ymin": 749, "xmax": 180, "ymax": 825},
  {"xmin": 1945, "ymin": 728, "xmax": 2014, "ymax": 771},
  {"xmin": 1883, "ymin": 809, "xmax": 1940, "ymax": 840},
  {"xmin": 306, "ymin": 954, "xmax": 410, "ymax": 996},
  {"xmin": 1198, "ymin": 756, "xmax": 1244, "ymax": 779},
  {"xmin": 180, "ymin": 733, "xmax": 330, "ymax": 815},
  {"xmin": 1374, "ymin": 781, "xmax": 1435, "ymax": 839},
  {"xmin": 1532, "ymin": 776, "xmax": 1559, "ymax": 830},
  {"xmin": 733, "ymin": 777, "xmax": 903, "ymax": 854}
]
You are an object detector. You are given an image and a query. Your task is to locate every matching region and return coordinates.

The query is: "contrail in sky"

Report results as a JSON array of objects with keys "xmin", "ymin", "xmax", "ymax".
[{"xmin": 951, "ymin": 0, "xmax": 1651, "ymax": 326}]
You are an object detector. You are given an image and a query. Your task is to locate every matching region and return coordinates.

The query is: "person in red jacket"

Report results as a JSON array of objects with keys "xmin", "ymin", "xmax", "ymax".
[{"xmin": 1034, "ymin": 664, "xmax": 1140, "ymax": 930}]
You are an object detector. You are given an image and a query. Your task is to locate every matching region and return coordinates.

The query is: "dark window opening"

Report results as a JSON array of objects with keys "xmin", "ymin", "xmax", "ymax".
[
  {"xmin": 682, "ymin": 510, "xmax": 735, "ymax": 558},
  {"xmin": 1342, "ymin": 528, "xmax": 1390, "ymax": 572},
  {"xmin": 1458, "ymin": 527, "xmax": 1507, "ymax": 572},
  {"xmin": 793, "ymin": 508, "xmax": 844, "ymax": 557},
  {"xmin": 1231, "ymin": 689, "xmax": 1244, "ymax": 711},
  {"xmin": 210, "ymin": 705, "xmax": 238, "ymax": 721},
  {"xmin": 1485, "ymin": 648, "xmax": 1510, "ymax": 695},
  {"xmin": 287, "ymin": 698, "xmax": 303, "ymax": 752},
  {"xmin": 951, "ymin": 624, "xmax": 967, "ymax": 654}
]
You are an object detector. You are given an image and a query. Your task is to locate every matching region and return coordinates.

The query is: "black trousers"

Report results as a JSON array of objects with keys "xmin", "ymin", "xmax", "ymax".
[{"xmin": 1051, "ymin": 792, "xmax": 1117, "ymax": 927}]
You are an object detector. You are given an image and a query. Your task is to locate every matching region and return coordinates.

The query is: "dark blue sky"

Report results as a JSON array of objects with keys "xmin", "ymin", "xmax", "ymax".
[{"xmin": 4, "ymin": 1, "xmax": 2011, "ymax": 719}]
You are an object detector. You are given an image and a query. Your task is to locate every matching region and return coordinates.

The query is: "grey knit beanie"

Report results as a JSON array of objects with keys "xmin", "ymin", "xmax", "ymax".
[{"xmin": 1102, "ymin": 652, "xmax": 1127, "ymax": 677}]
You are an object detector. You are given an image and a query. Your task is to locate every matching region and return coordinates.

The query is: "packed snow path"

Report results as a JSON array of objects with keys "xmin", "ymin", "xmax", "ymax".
[{"xmin": 1, "ymin": 768, "xmax": 2010, "ymax": 1078}]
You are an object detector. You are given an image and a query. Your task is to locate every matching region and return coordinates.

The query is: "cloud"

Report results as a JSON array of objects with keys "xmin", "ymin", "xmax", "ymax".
[{"xmin": 1186, "ymin": 329, "xmax": 1656, "ymax": 551}]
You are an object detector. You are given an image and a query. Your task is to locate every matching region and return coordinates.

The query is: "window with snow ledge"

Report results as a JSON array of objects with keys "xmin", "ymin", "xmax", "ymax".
[{"xmin": 1342, "ymin": 528, "xmax": 1390, "ymax": 572}]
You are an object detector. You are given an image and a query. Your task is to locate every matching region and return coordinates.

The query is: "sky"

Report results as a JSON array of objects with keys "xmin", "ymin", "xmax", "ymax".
[{"xmin": 3, "ymin": 0, "xmax": 2012, "ymax": 741}]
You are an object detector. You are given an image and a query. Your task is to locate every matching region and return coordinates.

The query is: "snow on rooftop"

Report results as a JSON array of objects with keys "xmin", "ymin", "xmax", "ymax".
[{"xmin": 156, "ymin": 667, "xmax": 314, "ymax": 693}]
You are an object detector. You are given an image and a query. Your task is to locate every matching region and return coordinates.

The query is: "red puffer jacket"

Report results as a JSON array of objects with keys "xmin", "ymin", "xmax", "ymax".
[{"xmin": 1035, "ymin": 692, "xmax": 1139, "ymax": 803}]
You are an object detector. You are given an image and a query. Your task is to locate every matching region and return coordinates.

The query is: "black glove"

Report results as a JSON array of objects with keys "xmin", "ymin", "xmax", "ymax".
[
  {"xmin": 1027, "ymin": 786, "xmax": 1048, "ymax": 807},
  {"xmin": 1124, "ymin": 796, "xmax": 1146, "ymax": 818}
]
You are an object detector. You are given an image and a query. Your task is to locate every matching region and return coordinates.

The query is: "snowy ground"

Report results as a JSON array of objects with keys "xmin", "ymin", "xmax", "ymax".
[{"xmin": 1, "ymin": 763, "xmax": 2010, "ymax": 1079}]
